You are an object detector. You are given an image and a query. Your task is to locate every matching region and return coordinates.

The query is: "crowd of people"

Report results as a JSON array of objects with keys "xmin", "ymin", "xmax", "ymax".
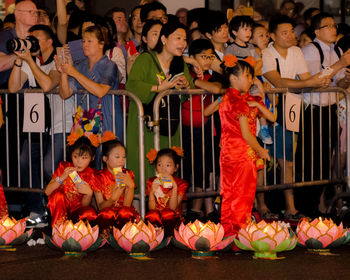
[{"xmin": 0, "ymin": 0, "xmax": 349, "ymax": 240}]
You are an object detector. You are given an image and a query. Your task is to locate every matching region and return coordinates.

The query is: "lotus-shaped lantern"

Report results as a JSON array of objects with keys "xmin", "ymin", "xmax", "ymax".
[
  {"xmin": 44, "ymin": 220, "xmax": 105, "ymax": 256},
  {"xmin": 172, "ymin": 220, "xmax": 234, "ymax": 259},
  {"xmin": 0, "ymin": 216, "xmax": 33, "ymax": 251},
  {"xmin": 108, "ymin": 220, "xmax": 170, "ymax": 259},
  {"xmin": 234, "ymin": 220, "xmax": 297, "ymax": 259},
  {"xmin": 297, "ymin": 218, "xmax": 349, "ymax": 254}
]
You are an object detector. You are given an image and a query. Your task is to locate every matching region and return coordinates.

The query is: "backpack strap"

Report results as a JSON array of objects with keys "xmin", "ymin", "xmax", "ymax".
[
  {"xmin": 311, "ymin": 41, "xmax": 324, "ymax": 69},
  {"xmin": 334, "ymin": 46, "xmax": 341, "ymax": 59},
  {"xmin": 275, "ymin": 58, "xmax": 280, "ymax": 75},
  {"xmin": 145, "ymin": 51, "xmax": 164, "ymax": 76}
]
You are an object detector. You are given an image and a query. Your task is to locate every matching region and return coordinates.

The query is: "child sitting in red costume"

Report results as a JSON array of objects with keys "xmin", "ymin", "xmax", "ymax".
[
  {"xmin": 45, "ymin": 136, "xmax": 100, "ymax": 226},
  {"xmin": 219, "ymin": 56, "xmax": 275, "ymax": 237},
  {"xmin": 95, "ymin": 132, "xmax": 139, "ymax": 232},
  {"xmin": 0, "ymin": 170, "xmax": 8, "ymax": 218},
  {"xmin": 145, "ymin": 147, "xmax": 188, "ymax": 236}
]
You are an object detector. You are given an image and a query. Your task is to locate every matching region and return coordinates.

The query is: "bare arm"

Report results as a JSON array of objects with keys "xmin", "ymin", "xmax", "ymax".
[
  {"xmin": 194, "ymin": 79, "xmax": 222, "ymax": 94},
  {"xmin": 56, "ymin": 0, "xmax": 68, "ymax": 44},
  {"xmin": 203, "ymin": 98, "xmax": 220, "ymax": 117},
  {"xmin": 248, "ymin": 101, "xmax": 276, "ymax": 122},
  {"xmin": 0, "ymin": 52, "xmax": 16, "ymax": 72},
  {"xmin": 8, "ymin": 59, "xmax": 28, "ymax": 92},
  {"xmin": 168, "ymin": 182, "xmax": 183, "ymax": 211}
]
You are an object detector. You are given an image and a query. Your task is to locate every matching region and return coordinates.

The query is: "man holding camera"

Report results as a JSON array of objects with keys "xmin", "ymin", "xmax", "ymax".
[
  {"xmin": 8, "ymin": 24, "xmax": 73, "ymax": 228},
  {"xmin": 0, "ymin": 1, "xmax": 38, "ymax": 87}
]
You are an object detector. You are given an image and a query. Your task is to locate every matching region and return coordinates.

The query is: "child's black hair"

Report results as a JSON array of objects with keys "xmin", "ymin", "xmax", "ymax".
[
  {"xmin": 198, "ymin": 10, "xmax": 227, "ymax": 36},
  {"xmin": 222, "ymin": 60, "xmax": 254, "ymax": 88},
  {"xmin": 229, "ymin": 16, "xmax": 254, "ymax": 39},
  {"xmin": 188, "ymin": 39, "xmax": 215, "ymax": 56},
  {"xmin": 68, "ymin": 136, "xmax": 96, "ymax": 161},
  {"xmin": 154, "ymin": 149, "xmax": 180, "ymax": 166}
]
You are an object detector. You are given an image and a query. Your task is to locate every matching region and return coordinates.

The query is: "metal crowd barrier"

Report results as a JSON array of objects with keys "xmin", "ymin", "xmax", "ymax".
[
  {"xmin": 152, "ymin": 88, "xmax": 349, "ymax": 213},
  {"xmin": 0, "ymin": 89, "xmax": 146, "ymax": 218}
]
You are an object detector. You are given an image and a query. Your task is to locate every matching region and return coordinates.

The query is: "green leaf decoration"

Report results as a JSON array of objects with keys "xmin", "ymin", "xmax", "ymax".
[
  {"xmin": 195, "ymin": 237, "xmax": 211, "ymax": 251},
  {"xmin": 61, "ymin": 237, "xmax": 83, "ymax": 252},
  {"xmin": 85, "ymin": 237, "xmax": 103, "ymax": 252},
  {"xmin": 251, "ymin": 240, "xmax": 271, "ymax": 252},
  {"xmin": 304, "ymin": 238, "xmax": 324, "ymax": 249},
  {"xmin": 234, "ymin": 238, "xmax": 253, "ymax": 251},
  {"xmin": 0, "ymin": 236, "xmax": 6, "ymax": 246},
  {"xmin": 43, "ymin": 234, "xmax": 60, "ymax": 251},
  {"xmin": 326, "ymin": 236, "xmax": 346, "ymax": 248},
  {"xmin": 9, "ymin": 233, "xmax": 28, "ymax": 246},
  {"xmin": 171, "ymin": 238, "xmax": 190, "ymax": 251},
  {"xmin": 274, "ymin": 239, "xmax": 291, "ymax": 252},
  {"xmin": 131, "ymin": 240, "xmax": 151, "ymax": 253},
  {"xmin": 344, "ymin": 232, "xmax": 350, "ymax": 244},
  {"xmin": 153, "ymin": 237, "xmax": 170, "ymax": 251},
  {"xmin": 107, "ymin": 234, "xmax": 123, "ymax": 251}
]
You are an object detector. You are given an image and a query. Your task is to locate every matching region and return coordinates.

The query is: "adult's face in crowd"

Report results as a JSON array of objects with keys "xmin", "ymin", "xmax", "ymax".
[
  {"xmin": 270, "ymin": 23, "xmax": 296, "ymax": 49},
  {"xmin": 147, "ymin": 9, "xmax": 168, "ymax": 24},
  {"xmin": 15, "ymin": 1, "xmax": 38, "ymax": 27},
  {"xmin": 315, "ymin": 17, "xmax": 337, "ymax": 46},
  {"xmin": 207, "ymin": 24, "xmax": 229, "ymax": 45},
  {"xmin": 161, "ymin": 28, "xmax": 187, "ymax": 57},
  {"xmin": 143, "ymin": 23, "xmax": 162, "ymax": 50},
  {"xmin": 31, "ymin": 30, "xmax": 53, "ymax": 54},
  {"xmin": 82, "ymin": 31, "xmax": 104, "ymax": 58},
  {"xmin": 131, "ymin": 7, "xmax": 143, "ymax": 35},
  {"xmin": 113, "ymin": 11, "xmax": 128, "ymax": 34},
  {"xmin": 37, "ymin": 9, "xmax": 50, "ymax": 26}
]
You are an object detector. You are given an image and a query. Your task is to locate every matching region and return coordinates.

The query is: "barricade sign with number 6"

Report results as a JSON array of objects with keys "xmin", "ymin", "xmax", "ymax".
[
  {"xmin": 285, "ymin": 92, "xmax": 301, "ymax": 132},
  {"xmin": 23, "ymin": 93, "xmax": 45, "ymax": 133}
]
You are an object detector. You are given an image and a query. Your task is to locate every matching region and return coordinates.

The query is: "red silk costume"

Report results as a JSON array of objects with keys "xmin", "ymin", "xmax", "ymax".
[
  {"xmin": 219, "ymin": 88, "xmax": 264, "ymax": 237},
  {"xmin": 145, "ymin": 176, "xmax": 188, "ymax": 236},
  {"xmin": 47, "ymin": 162, "xmax": 99, "ymax": 226},
  {"xmin": 0, "ymin": 183, "xmax": 8, "ymax": 218},
  {"xmin": 95, "ymin": 168, "xmax": 139, "ymax": 230}
]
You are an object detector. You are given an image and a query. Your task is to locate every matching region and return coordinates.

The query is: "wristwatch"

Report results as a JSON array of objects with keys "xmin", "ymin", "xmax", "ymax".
[{"xmin": 56, "ymin": 176, "xmax": 64, "ymax": 184}]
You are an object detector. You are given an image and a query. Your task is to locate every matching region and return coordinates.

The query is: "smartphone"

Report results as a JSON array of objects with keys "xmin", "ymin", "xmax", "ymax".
[
  {"xmin": 169, "ymin": 72, "xmax": 184, "ymax": 82},
  {"xmin": 125, "ymin": 40, "xmax": 138, "ymax": 56},
  {"xmin": 56, "ymin": 45, "xmax": 73, "ymax": 65}
]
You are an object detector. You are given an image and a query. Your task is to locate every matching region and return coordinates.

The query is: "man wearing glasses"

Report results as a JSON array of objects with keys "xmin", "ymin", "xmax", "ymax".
[
  {"xmin": 0, "ymin": 0, "xmax": 37, "ymax": 87},
  {"xmin": 297, "ymin": 12, "xmax": 350, "ymax": 215}
]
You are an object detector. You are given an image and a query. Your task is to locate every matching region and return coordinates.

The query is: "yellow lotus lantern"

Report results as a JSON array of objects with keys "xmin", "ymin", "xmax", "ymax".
[
  {"xmin": 172, "ymin": 220, "xmax": 234, "ymax": 259},
  {"xmin": 44, "ymin": 220, "xmax": 105, "ymax": 256},
  {"xmin": 108, "ymin": 220, "xmax": 170, "ymax": 259},
  {"xmin": 234, "ymin": 220, "xmax": 297, "ymax": 259},
  {"xmin": 0, "ymin": 216, "xmax": 33, "ymax": 251},
  {"xmin": 297, "ymin": 218, "xmax": 349, "ymax": 254}
]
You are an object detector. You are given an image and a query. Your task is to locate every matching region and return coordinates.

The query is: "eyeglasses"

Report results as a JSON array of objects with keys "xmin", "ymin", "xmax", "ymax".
[
  {"xmin": 199, "ymin": 54, "xmax": 216, "ymax": 60},
  {"xmin": 318, "ymin": 24, "xmax": 338, "ymax": 30},
  {"xmin": 16, "ymin": 9, "xmax": 38, "ymax": 16}
]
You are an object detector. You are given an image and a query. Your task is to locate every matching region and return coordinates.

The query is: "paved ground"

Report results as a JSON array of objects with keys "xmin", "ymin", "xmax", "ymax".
[{"xmin": 1, "ymin": 234, "xmax": 349, "ymax": 280}]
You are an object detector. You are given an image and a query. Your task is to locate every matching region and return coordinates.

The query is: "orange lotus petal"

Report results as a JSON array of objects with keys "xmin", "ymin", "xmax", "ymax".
[
  {"xmin": 146, "ymin": 148, "xmax": 158, "ymax": 164},
  {"xmin": 243, "ymin": 56, "xmax": 257, "ymax": 68},
  {"xmin": 89, "ymin": 134, "xmax": 100, "ymax": 147},
  {"xmin": 101, "ymin": 131, "xmax": 116, "ymax": 143},
  {"xmin": 171, "ymin": 146, "xmax": 184, "ymax": 157},
  {"xmin": 223, "ymin": 54, "xmax": 238, "ymax": 68},
  {"xmin": 67, "ymin": 132, "xmax": 80, "ymax": 146}
]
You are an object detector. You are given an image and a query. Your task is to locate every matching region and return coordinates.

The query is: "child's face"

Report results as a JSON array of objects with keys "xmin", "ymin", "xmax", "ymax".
[
  {"xmin": 104, "ymin": 145, "xmax": 126, "ymax": 170},
  {"xmin": 233, "ymin": 24, "xmax": 252, "ymax": 44},
  {"xmin": 230, "ymin": 69, "xmax": 253, "ymax": 93},
  {"xmin": 193, "ymin": 49, "xmax": 215, "ymax": 71},
  {"xmin": 156, "ymin": 155, "xmax": 177, "ymax": 177},
  {"xmin": 210, "ymin": 24, "xmax": 229, "ymax": 45},
  {"xmin": 72, "ymin": 150, "xmax": 91, "ymax": 172},
  {"xmin": 251, "ymin": 26, "xmax": 270, "ymax": 50}
]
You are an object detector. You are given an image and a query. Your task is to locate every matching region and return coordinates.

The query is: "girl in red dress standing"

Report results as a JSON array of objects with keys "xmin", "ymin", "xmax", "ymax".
[
  {"xmin": 45, "ymin": 136, "xmax": 100, "ymax": 226},
  {"xmin": 145, "ymin": 148, "xmax": 188, "ymax": 235},
  {"xmin": 95, "ymin": 134, "xmax": 139, "ymax": 232},
  {"xmin": 219, "ymin": 56, "xmax": 275, "ymax": 237}
]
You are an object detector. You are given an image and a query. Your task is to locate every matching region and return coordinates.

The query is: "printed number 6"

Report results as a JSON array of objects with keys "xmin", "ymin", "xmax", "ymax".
[
  {"xmin": 289, "ymin": 104, "xmax": 296, "ymax": 123},
  {"xmin": 30, "ymin": 104, "xmax": 39, "ymax": 123}
]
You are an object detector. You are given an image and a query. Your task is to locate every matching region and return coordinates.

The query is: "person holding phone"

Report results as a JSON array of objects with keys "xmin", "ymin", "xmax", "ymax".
[{"xmin": 126, "ymin": 22, "xmax": 194, "ymax": 204}]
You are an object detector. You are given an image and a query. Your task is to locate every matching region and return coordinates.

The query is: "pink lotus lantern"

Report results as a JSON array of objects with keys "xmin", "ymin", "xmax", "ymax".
[
  {"xmin": 0, "ymin": 216, "xmax": 33, "ymax": 251},
  {"xmin": 172, "ymin": 220, "xmax": 234, "ymax": 259},
  {"xmin": 297, "ymin": 218, "xmax": 349, "ymax": 254},
  {"xmin": 234, "ymin": 220, "xmax": 297, "ymax": 259},
  {"xmin": 44, "ymin": 220, "xmax": 105, "ymax": 256},
  {"xmin": 108, "ymin": 220, "xmax": 170, "ymax": 259}
]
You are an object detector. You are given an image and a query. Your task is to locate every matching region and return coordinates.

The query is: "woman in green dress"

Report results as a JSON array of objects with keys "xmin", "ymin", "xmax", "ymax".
[{"xmin": 126, "ymin": 21, "xmax": 194, "ymax": 196}]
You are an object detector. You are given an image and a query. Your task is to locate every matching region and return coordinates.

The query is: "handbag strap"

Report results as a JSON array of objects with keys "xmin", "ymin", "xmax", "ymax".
[{"xmin": 145, "ymin": 51, "xmax": 165, "ymax": 77}]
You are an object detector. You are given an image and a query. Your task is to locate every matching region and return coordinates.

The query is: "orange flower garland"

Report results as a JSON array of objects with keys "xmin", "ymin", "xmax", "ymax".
[
  {"xmin": 222, "ymin": 54, "xmax": 238, "ymax": 67},
  {"xmin": 171, "ymin": 146, "xmax": 184, "ymax": 157},
  {"xmin": 67, "ymin": 132, "xmax": 80, "ymax": 146},
  {"xmin": 101, "ymin": 131, "xmax": 116, "ymax": 143},
  {"xmin": 243, "ymin": 56, "xmax": 257, "ymax": 68}
]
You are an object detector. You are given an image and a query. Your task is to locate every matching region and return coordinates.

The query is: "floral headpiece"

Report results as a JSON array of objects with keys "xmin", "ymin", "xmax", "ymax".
[
  {"xmin": 146, "ymin": 146, "xmax": 184, "ymax": 164},
  {"xmin": 67, "ymin": 130, "xmax": 116, "ymax": 147},
  {"xmin": 222, "ymin": 54, "xmax": 256, "ymax": 68}
]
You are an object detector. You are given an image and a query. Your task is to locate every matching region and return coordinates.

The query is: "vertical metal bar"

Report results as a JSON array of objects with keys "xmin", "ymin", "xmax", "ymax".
[
  {"xmin": 112, "ymin": 94, "xmax": 116, "ymax": 135},
  {"xmin": 201, "ymin": 93, "xmax": 205, "ymax": 191},
  {"xmin": 5, "ymin": 95, "xmax": 9, "ymax": 186},
  {"xmin": 28, "ymin": 132, "xmax": 32, "ymax": 188},
  {"xmin": 319, "ymin": 99, "xmax": 322, "ymax": 180},
  {"xmin": 40, "ymin": 132, "xmax": 43, "ymax": 189},
  {"xmin": 282, "ymin": 93, "xmax": 285, "ymax": 183},
  {"xmin": 301, "ymin": 92, "xmax": 304, "ymax": 182},
  {"xmin": 62, "ymin": 97, "xmax": 66, "ymax": 161},
  {"xmin": 167, "ymin": 94, "xmax": 171, "ymax": 147},
  {"xmin": 273, "ymin": 93, "xmax": 276, "ymax": 185},
  {"xmin": 336, "ymin": 92, "xmax": 340, "ymax": 179},
  {"xmin": 179, "ymin": 98, "xmax": 183, "ymax": 178},
  {"xmin": 211, "ymin": 94, "xmax": 216, "ymax": 191},
  {"xmin": 311, "ymin": 92, "xmax": 314, "ymax": 181},
  {"xmin": 190, "ymin": 94, "xmax": 195, "ymax": 192},
  {"xmin": 50, "ymin": 94, "xmax": 54, "ymax": 175},
  {"xmin": 16, "ymin": 94, "xmax": 20, "ymax": 187},
  {"xmin": 123, "ymin": 94, "xmax": 127, "ymax": 146},
  {"xmin": 345, "ymin": 90, "xmax": 350, "ymax": 191}
]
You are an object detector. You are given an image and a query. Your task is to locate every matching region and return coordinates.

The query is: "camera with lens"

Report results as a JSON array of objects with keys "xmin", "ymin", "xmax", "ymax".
[{"xmin": 6, "ymin": 35, "xmax": 40, "ymax": 53}]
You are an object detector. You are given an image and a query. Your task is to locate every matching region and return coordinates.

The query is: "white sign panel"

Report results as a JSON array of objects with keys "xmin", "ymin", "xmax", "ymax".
[
  {"xmin": 23, "ymin": 93, "xmax": 45, "ymax": 133},
  {"xmin": 285, "ymin": 92, "xmax": 301, "ymax": 132}
]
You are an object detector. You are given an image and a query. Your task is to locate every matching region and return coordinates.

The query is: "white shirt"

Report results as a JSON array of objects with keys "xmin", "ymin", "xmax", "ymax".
[
  {"xmin": 302, "ymin": 38, "xmax": 345, "ymax": 106},
  {"xmin": 21, "ymin": 57, "xmax": 73, "ymax": 134},
  {"xmin": 262, "ymin": 42, "xmax": 309, "ymax": 82}
]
